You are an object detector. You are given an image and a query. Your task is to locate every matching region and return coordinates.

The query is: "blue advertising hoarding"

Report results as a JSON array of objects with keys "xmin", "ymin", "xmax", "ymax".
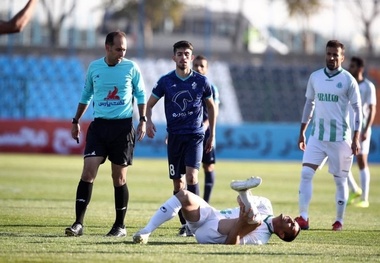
[{"xmin": 134, "ymin": 123, "xmax": 380, "ymax": 163}]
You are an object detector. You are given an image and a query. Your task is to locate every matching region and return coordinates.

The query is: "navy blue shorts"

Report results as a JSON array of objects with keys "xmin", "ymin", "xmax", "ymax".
[
  {"xmin": 202, "ymin": 129, "xmax": 216, "ymax": 164},
  {"xmin": 167, "ymin": 133, "xmax": 204, "ymax": 180},
  {"xmin": 84, "ymin": 118, "xmax": 135, "ymax": 166}
]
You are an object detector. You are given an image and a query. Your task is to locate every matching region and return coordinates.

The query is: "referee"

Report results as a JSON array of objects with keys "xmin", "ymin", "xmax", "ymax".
[{"xmin": 65, "ymin": 31, "xmax": 147, "ymax": 237}]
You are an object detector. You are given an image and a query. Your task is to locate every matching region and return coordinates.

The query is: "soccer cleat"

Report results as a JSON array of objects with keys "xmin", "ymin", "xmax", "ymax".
[
  {"xmin": 178, "ymin": 224, "xmax": 195, "ymax": 237},
  {"xmin": 65, "ymin": 222, "xmax": 83, "ymax": 236},
  {"xmin": 106, "ymin": 225, "xmax": 126, "ymax": 237},
  {"xmin": 230, "ymin": 176, "xmax": 262, "ymax": 191},
  {"xmin": 332, "ymin": 221, "xmax": 343, "ymax": 231},
  {"xmin": 132, "ymin": 230, "xmax": 151, "ymax": 244},
  {"xmin": 347, "ymin": 189, "xmax": 362, "ymax": 205},
  {"xmin": 354, "ymin": 200, "xmax": 369, "ymax": 208},
  {"xmin": 295, "ymin": 216, "xmax": 309, "ymax": 230}
]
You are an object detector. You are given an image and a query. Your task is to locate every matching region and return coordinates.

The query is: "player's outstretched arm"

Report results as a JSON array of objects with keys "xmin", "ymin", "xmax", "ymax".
[{"xmin": 0, "ymin": 0, "xmax": 38, "ymax": 34}]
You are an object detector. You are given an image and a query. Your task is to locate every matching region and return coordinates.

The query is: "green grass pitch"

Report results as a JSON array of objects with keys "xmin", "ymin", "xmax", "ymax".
[{"xmin": 0, "ymin": 153, "xmax": 379, "ymax": 262}]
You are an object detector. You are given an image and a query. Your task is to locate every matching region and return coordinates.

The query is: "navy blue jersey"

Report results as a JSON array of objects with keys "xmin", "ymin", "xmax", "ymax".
[
  {"xmin": 202, "ymin": 83, "xmax": 220, "ymax": 122},
  {"xmin": 152, "ymin": 70, "xmax": 213, "ymax": 134}
]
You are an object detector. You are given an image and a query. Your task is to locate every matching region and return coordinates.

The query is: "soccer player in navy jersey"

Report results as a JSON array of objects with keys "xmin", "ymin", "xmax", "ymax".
[
  {"xmin": 146, "ymin": 40, "xmax": 216, "ymax": 236},
  {"xmin": 193, "ymin": 55, "xmax": 220, "ymax": 204},
  {"xmin": 65, "ymin": 31, "xmax": 147, "ymax": 237}
]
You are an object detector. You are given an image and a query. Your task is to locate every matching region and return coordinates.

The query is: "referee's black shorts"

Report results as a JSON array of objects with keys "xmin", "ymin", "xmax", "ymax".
[{"xmin": 84, "ymin": 117, "xmax": 135, "ymax": 166}]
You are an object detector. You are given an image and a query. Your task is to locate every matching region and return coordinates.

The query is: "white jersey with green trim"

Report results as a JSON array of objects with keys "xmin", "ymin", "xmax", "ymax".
[
  {"xmin": 306, "ymin": 67, "xmax": 361, "ymax": 142},
  {"xmin": 359, "ymin": 78, "xmax": 377, "ymax": 129}
]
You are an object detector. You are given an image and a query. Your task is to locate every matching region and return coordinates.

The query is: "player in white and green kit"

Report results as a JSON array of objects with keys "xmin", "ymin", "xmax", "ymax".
[
  {"xmin": 132, "ymin": 177, "xmax": 300, "ymax": 245},
  {"xmin": 295, "ymin": 40, "xmax": 362, "ymax": 231},
  {"xmin": 347, "ymin": 56, "xmax": 377, "ymax": 208}
]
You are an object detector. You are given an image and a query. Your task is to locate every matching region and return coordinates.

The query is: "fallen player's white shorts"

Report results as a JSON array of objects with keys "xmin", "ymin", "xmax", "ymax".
[
  {"xmin": 187, "ymin": 201, "xmax": 226, "ymax": 244},
  {"xmin": 303, "ymin": 136, "xmax": 353, "ymax": 176}
]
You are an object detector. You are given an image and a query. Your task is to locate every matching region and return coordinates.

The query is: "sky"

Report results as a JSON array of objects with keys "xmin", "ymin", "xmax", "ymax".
[{"xmin": 4, "ymin": 0, "xmax": 380, "ymax": 51}]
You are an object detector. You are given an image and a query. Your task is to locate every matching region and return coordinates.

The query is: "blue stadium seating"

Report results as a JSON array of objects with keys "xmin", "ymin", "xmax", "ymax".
[
  {"xmin": 0, "ymin": 55, "xmax": 87, "ymax": 120},
  {"xmin": 229, "ymin": 64, "xmax": 313, "ymax": 122},
  {"xmin": 0, "ymin": 54, "xmax": 315, "ymax": 122}
]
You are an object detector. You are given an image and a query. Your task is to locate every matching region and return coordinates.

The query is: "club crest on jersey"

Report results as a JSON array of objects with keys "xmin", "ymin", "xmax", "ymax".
[
  {"xmin": 192, "ymin": 82, "xmax": 197, "ymax": 89},
  {"xmin": 336, "ymin": 82, "xmax": 343, "ymax": 89}
]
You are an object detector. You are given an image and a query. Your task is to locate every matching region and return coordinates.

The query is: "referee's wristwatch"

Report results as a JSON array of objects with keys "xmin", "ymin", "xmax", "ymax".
[
  {"xmin": 72, "ymin": 118, "xmax": 79, "ymax": 124},
  {"xmin": 139, "ymin": 116, "xmax": 147, "ymax": 122}
]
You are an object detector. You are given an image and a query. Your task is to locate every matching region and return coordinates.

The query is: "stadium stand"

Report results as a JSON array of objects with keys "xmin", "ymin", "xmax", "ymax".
[
  {"xmin": 0, "ymin": 55, "xmax": 92, "ymax": 120},
  {"xmin": 229, "ymin": 64, "xmax": 313, "ymax": 122},
  {"xmin": 0, "ymin": 54, "xmax": 316, "ymax": 123}
]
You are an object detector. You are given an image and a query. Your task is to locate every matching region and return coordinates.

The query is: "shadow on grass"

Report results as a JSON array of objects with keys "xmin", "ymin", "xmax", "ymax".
[
  {"xmin": 191, "ymin": 251, "xmax": 319, "ymax": 256},
  {"xmin": 298, "ymin": 228, "xmax": 380, "ymax": 232}
]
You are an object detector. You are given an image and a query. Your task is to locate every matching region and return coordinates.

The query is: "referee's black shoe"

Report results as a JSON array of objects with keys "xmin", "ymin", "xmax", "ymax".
[
  {"xmin": 65, "ymin": 222, "xmax": 83, "ymax": 236},
  {"xmin": 106, "ymin": 224, "xmax": 126, "ymax": 237}
]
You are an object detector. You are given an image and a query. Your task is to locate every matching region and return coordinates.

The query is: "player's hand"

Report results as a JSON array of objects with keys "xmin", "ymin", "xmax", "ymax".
[
  {"xmin": 351, "ymin": 138, "xmax": 360, "ymax": 155},
  {"xmin": 136, "ymin": 121, "xmax": 146, "ymax": 141},
  {"xmin": 298, "ymin": 134, "xmax": 306, "ymax": 151},
  {"xmin": 204, "ymin": 136, "xmax": 214, "ymax": 153},
  {"xmin": 146, "ymin": 121, "xmax": 156, "ymax": 138},
  {"xmin": 71, "ymin": 123, "xmax": 80, "ymax": 144}
]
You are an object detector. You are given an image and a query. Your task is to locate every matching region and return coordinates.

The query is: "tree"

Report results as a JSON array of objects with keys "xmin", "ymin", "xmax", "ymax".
[
  {"xmin": 40, "ymin": 0, "xmax": 77, "ymax": 47},
  {"xmin": 104, "ymin": 0, "xmax": 184, "ymax": 49},
  {"xmin": 232, "ymin": 0, "xmax": 246, "ymax": 51},
  {"xmin": 346, "ymin": 0, "xmax": 380, "ymax": 56},
  {"xmin": 285, "ymin": 0, "xmax": 324, "ymax": 54}
]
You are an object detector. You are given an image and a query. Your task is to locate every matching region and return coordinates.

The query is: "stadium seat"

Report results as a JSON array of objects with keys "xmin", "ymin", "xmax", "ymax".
[{"xmin": 0, "ymin": 55, "xmax": 319, "ymax": 123}]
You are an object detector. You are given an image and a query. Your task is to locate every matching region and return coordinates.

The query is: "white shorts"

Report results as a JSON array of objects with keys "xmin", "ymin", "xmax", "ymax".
[
  {"xmin": 187, "ymin": 204, "xmax": 227, "ymax": 244},
  {"xmin": 303, "ymin": 136, "xmax": 353, "ymax": 177},
  {"xmin": 359, "ymin": 128, "xmax": 371, "ymax": 155}
]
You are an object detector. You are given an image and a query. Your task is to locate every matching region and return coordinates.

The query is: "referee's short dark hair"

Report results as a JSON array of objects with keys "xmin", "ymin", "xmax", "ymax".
[
  {"xmin": 105, "ymin": 31, "xmax": 127, "ymax": 46},
  {"xmin": 173, "ymin": 40, "xmax": 193, "ymax": 54}
]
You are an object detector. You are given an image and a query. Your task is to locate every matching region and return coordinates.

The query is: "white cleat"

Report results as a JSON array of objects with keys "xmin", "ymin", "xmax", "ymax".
[
  {"xmin": 132, "ymin": 230, "xmax": 150, "ymax": 244},
  {"xmin": 230, "ymin": 176, "xmax": 262, "ymax": 191}
]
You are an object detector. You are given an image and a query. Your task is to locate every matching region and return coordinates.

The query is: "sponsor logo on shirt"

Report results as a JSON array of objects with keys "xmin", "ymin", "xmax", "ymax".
[
  {"xmin": 105, "ymin": 86, "xmax": 120, "ymax": 100},
  {"xmin": 317, "ymin": 93, "xmax": 338, "ymax": 102}
]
